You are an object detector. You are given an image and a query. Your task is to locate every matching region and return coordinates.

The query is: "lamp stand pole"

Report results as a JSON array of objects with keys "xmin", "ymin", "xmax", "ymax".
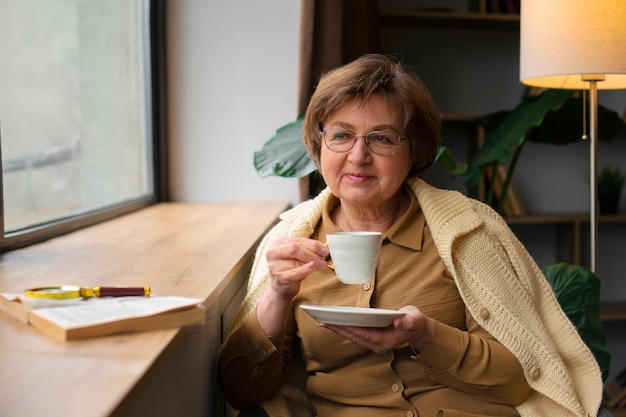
[{"xmin": 584, "ymin": 76, "xmax": 603, "ymax": 273}]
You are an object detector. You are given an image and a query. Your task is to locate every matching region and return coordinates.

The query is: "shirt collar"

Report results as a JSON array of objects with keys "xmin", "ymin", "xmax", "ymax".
[
  {"xmin": 385, "ymin": 185, "xmax": 424, "ymax": 251},
  {"xmin": 319, "ymin": 184, "xmax": 424, "ymax": 251}
]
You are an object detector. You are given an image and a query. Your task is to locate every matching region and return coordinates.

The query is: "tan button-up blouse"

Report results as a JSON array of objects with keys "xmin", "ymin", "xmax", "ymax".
[{"xmin": 220, "ymin": 190, "xmax": 531, "ymax": 417}]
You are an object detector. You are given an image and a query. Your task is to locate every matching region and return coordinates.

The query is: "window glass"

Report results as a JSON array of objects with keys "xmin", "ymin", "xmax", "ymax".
[{"xmin": 0, "ymin": 0, "xmax": 153, "ymax": 233}]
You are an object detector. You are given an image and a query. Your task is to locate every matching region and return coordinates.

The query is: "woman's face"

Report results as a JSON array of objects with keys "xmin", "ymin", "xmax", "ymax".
[{"xmin": 319, "ymin": 95, "xmax": 411, "ymax": 209}]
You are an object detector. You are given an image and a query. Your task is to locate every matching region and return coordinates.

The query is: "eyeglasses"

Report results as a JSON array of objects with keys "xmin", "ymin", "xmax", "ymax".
[{"xmin": 320, "ymin": 128, "xmax": 407, "ymax": 156}]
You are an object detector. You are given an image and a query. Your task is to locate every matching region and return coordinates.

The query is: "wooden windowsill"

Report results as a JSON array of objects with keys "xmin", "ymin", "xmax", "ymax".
[{"xmin": 0, "ymin": 201, "xmax": 289, "ymax": 417}]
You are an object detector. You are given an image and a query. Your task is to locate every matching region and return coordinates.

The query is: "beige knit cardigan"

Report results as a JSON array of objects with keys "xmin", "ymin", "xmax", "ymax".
[{"xmin": 225, "ymin": 178, "xmax": 602, "ymax": 417}]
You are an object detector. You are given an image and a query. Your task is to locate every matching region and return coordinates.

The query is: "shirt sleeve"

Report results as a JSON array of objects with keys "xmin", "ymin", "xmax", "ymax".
[
  {"xmin": 413, "ymin": 306, "xmax": 532, "ymax": 406},
  {"xmin": 218, "ymin": 307, "xmax": 296, "ymax": 409}
]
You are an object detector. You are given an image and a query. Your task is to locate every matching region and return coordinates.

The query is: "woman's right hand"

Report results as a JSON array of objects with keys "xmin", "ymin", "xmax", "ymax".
[
  {"xmin": 257, "ymin": 237, "xmax": 329, "ymax": 337},
  {"xmin": 265, "ymin": 236, "xmax": 330, "ymax": 300}
]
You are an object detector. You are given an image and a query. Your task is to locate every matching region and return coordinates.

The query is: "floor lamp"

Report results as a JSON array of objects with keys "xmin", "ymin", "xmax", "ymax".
[{"xmin": 519, "ymin": 0, "xmax": 626, "ymax": 273}]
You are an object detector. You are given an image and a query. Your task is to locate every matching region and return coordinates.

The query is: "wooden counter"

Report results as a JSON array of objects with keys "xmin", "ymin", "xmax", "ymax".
[{"xmin": 0, "ymin": 202, "xmax": 288, "ymax": 417}]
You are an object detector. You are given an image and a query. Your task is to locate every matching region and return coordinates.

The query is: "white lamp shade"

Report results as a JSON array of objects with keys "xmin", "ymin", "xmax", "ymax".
[{"xmin": 520, "ymin": 0, "xmax": 626, "ymax": 90}]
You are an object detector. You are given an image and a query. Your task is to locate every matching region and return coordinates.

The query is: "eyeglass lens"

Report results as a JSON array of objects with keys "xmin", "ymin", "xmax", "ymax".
[{"xmin": 323, "ymin": 129, "xmax": 403, "ymax": 155}]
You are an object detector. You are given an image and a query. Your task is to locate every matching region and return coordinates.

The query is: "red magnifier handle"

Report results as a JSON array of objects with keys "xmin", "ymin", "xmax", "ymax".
[{"xmin": 92, "ymin": 286, "xmax": 151, "ymax": 297}]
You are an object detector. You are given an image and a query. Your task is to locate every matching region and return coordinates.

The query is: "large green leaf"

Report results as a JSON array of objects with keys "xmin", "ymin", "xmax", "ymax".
[
  {"xmin": 467, "ymin": 89, "xmax": 575, "ymax": 186},
  {"xmin": 436, "ymin": 145, "xmax": 468, "ymax": 176},
  {"xmin": 468, "ymin": 90, "xmax": 625, "ymax": 188},
  {"xmin": 541, "ymin": 263, "xmax": 611, "ymax": 382},
  {"xmin": 526, "ymin": 95, "xmax": 625, "ymax": 145},
  {"xmin": 253, "ymin": 115, "xmax": 317, "ymax": 179}
]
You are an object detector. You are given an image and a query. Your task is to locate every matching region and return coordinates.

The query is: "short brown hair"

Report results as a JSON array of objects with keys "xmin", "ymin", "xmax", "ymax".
[{"xmin": 302, "ymin": 54, "xmax": 442, "ymax": 179}]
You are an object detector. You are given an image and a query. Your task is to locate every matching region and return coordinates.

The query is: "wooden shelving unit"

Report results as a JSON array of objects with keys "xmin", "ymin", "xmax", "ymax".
[
  {"xmin": 506, "ymin": 213, "xmax": 626, "ymax": 264},
  {"xmin": 378, "ymin": 4, "xmax": 626, "ymax": 325},
  {"xmin": 379, "ymin": 10, "xmax": 519, "ymax": 30},
  {"xmin": 379, "ymin": 0, "xmax": 520, "ymax": 29}
]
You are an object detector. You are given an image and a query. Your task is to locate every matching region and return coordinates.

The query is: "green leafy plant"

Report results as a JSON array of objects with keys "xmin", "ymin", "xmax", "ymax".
[
  {"xmin": 541, "ymin": 262, "xmax": 611, "ymax": 382},
  {"xmin": 253, "ymin": 115, "xmax": 316, "ymax": 179},
  {"xmin": 469, "ymin": 89, "xmax": 624, "ymax": 214},
  {"xmin": 598, "ymin": 165, "xmax": 625, "ymax": 214},
  {"xmin": 598, "ymin": 165, "xmax": 625, "ymax": 196}
]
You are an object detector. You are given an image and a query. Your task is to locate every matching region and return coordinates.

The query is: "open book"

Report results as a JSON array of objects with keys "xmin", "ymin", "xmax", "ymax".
[{"xmin": 0, "ymin": 293, "xmax": 205, "ymax": 341}]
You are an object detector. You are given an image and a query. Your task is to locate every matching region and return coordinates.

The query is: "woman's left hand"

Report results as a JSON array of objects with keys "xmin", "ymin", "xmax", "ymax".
[{"xmin": 319, "ymin": 305, "xmax": 434, "ymax": 354}]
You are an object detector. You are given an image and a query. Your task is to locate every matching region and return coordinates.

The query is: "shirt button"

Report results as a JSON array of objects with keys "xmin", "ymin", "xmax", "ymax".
[
  {"xmin": 391, "ymin": 383, "xmax": 400, "ymax": 392},
  {"xmin": 258, "ymin": 348, "xmax": 268, "ymax": 357},
  {"xmin": 529, "ymin": 366, "xmax": 541, "ymax": 380},
  {"xmin": 477, "ymin": 306, "xmax": 490, "ymax": 320},
  {"xmin": 362, "ymin": 282, "xmax": 371, "ymax": 291},
  {"xmin": 407, "ymin": 412, "xmax": 414, "ymax": 417}
]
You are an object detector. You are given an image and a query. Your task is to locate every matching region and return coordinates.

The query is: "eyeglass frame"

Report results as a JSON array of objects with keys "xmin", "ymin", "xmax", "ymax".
[{"xmin": 319, "ymin": 128, "xmax": 408, "ymax": 156}]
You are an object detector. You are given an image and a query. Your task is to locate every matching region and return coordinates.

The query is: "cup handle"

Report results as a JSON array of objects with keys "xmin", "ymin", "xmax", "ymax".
[
  {"xmin": 322, "ymin": 242, "xmax": 334, "ymax": 271},
  {"xmin": 326, "ymin": 259, "xmax": 334, "ymax": 271}
]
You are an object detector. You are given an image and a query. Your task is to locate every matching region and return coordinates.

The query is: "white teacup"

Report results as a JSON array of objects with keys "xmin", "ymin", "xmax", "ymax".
[{"xmin": 326, "ymin": 231, "xmax": 382, "ymax": 284}]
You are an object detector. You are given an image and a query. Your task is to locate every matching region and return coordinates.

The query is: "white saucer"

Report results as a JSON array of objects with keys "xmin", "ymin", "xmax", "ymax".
[{"xmin": 300, "ymin": 304, "xmax": 405, "ymax": 327}]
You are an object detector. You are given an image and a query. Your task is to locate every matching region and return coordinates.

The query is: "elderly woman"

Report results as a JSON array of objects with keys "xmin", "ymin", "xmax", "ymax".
[{"xmin": 219, "ymin": 54, "xmax": 602, "ymax": 417}]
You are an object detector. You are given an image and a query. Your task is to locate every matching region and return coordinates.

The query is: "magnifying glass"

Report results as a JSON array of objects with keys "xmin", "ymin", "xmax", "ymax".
[{"xmin": 24, "ymin": 285, "xmax": 151, "ymax": 300}]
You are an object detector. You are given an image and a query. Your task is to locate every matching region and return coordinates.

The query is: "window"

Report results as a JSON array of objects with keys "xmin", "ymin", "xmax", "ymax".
[{"xmin": 0, "ymin": 0, "xmax": 166, "ymax": 251}]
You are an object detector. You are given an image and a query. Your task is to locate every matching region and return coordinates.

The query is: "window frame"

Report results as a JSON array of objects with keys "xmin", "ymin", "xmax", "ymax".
[{"xmin": 0, "ymin": 0, "xmax": 168, "ymax": 252}]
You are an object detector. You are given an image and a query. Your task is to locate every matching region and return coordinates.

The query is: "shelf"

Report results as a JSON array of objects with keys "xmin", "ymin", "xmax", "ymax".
[
  {"xmin": 504, "ymin": 213, "xmax": 626, "ymax": 225},
  {"xmin": 379, "ymin": 10, "xmax": 519, "ymax": 30},
  {"xmin": 504, "ymin": 213, "xmax": 626, "ymax": 267},
  {"xmin": 601, "ymin": 301, "xmax": 626, "ymax": 321},
  {"xmin": 442, "ymin": 114, "xmax": 477, "ymax": 123},
  {"xmin": 502, "ymin": 214, "xmax": 626, "ymax": 321}
]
